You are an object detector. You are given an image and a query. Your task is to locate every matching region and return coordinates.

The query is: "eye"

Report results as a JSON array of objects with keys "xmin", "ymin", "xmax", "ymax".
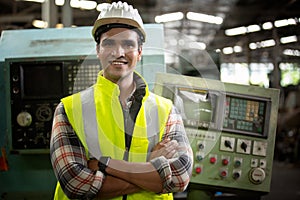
[
  {"xmin": 123, "ymin": 40, "xmax": 136, "ymax": 49},
  {"xmin": 102, "ymin": 39, "xmax": 115, "ymax": 47}
]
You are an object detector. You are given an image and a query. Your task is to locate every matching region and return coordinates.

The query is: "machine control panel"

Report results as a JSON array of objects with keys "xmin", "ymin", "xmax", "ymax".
[
  {"xmin": 9, "ymin": 59, "xmax": 100, "ymax": 152},
  {"xmin": 154, "ymin": 73, "xmax": 279, "ymax": 194}
]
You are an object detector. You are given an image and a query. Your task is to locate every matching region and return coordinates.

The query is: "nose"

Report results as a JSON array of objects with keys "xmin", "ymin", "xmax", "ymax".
[{"xmin": 112, "ymin": 44, "xmax": 125, "ymax": 57}]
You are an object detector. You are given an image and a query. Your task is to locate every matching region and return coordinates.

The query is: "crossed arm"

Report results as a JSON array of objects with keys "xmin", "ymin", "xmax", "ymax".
[
  {"xmin": 50, "ymin": 104, "xmax": 193, "ymax": 199},
  {"xmin": 88, "ymin": 139, "xmax": 179, "ymax": 199}
]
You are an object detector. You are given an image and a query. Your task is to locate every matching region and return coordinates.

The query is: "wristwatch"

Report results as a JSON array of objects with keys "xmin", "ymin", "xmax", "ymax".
[{"xmin": 98, "ymin": 156, "xmax": 111, "ymax": 175}]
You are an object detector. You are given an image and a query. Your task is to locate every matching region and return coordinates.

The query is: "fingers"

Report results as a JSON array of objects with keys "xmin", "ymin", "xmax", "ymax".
[
  {"xmin": 160, "ymin": 137, "xmax": 171, "ymax": 144},
  {"xmin": 150, "ymin": 139, "xmax": 179, "ymax": 159},
  {"xmin": 151, "ymin": 138, "xmax": 171, "ymax": 151},
  {"xmin": 164, "ymin": 140, "xmax": 179, "ymax": 158},
  {"xmin": 165, "ymin": 140, "xmax": 178, "ymax": 151}
]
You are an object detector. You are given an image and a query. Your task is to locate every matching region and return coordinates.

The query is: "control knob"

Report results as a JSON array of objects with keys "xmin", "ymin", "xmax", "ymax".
[
  {"xmin": 17, "ymin": 111, "xmax": 32, "ymax": 127},
  {"xmin": 241, "ymin": 142, "xmax": 248, "ymax": 152},
  {"xmin": 224, "ymin": 140, "xmax": 232, "ymax": 149},
  {"xmin": 249, "ymin": 167, "xmax": 266, "ymax": 184}
]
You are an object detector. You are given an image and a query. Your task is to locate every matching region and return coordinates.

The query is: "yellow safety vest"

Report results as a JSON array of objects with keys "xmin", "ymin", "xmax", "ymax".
[{"xmin": 54, "ymin": 72, "xmax": 173, "ymax": 200}]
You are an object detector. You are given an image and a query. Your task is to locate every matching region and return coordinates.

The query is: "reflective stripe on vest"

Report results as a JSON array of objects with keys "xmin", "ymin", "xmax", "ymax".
[
  {"xmin": 54, "ymin": 76, "xmax": 173, "ymax": 200},
  {"xmin": 77, "ymin": 87, "xmax": 164, "ymax": 160}
]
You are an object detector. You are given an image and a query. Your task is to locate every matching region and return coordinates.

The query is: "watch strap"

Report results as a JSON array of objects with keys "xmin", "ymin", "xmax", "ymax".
[{"xmin": 98, "ymin": 156, "xmax": 111, "ymax": 175}]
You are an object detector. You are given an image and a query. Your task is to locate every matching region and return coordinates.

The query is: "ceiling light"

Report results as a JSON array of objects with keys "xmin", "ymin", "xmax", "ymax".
[
  {"xmin": 274, "ymin": 19, "xmax": 289, "ymax": 27},
  {"xmin": 225, "ymin": 26, "xmax": 247, "ymax": 36},
  {"xmin": 262, "ymin": 22, "xmax": 273, "ymax": 30},
  {"xmin": 79, "ymin": 0, "xmax": 97, "ymax": 10},
  {"xmin": 280, "ymin": 35, "xmax": 298, "ymax": 44},
  {"xmin": 70, "ymin": 0, "xmax": 97, "ymax": 10},
  {"xmin": 55, "ymin": 0, "xmax": 65, "ymax": 6},
  {"xmin": 186, "ymin": 12, "xmax": 223, "ymax": 25},
  {"xmin": 274, "ymin": 18, "xmax": 296, "ymax": 27},
  {"xmin": 188, "ymin": 42, "xmax": 206, "ymax": 50},
  {"xmin": 249, "ymin": 43, "xmax": 257, "ymax": 50},
  {"xmin": 155, "ymin": 12, "xmax": 184, "ymax": 23},
  {"xmin": 70, "ymin": 0, "xmax": 80, "ymax": 8},
  {"xmin": 261, "ymin": 39, "xmax": 276, "ymax": 47},
  {"xmin": 247, "ymin": 24, "xmax": 260, "ymax": 33},
  {"xmin": 287, "ymin": 18, "xmax": 297, "ymax": 25},
  {"xmin": 233, "ymin": 46, "xmax": 242, "ymax": 53},
  {"xmin": 283, "ymin": 49, "xmax": 300, "ymax": 57},
  {"xmin": 222, "ymin": 47, "xmax": 233, "ymax": 54},
  {"xmin": 96, "ymin": 3, "xmax": 111, "ymax": 11},
  {"xmin": 32, "ymin": 19, "xmax": 48, "ymax": 28},
  {"xmin": 249, "ymin": 39, "xmax": 276, "ymax": 50}
]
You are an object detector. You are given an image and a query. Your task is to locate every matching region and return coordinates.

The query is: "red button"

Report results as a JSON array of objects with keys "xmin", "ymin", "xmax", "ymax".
[
  {"xmin": 210, "ymin": 157, "xmax": 217, "ymax": 164},
  {"xmin": 195, "ymin": 167, "xmax": 202, "ymax": 174},
  {"xmin": 220, "ymin": 170, "xmax": 227, "ymax": 177},
  {"xmin": 222, "ymin": 159, "xmax": 229, "ymax": 165}
]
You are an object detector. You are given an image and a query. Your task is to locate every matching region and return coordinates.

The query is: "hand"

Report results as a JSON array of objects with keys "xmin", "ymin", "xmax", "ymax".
[
  {"xmin": 149, "ymin": 138, "xmax": 179, "ymax": 160},
  {"xmin": 88, "ymin": 158, "xmax": 99, "ymax": 171}
]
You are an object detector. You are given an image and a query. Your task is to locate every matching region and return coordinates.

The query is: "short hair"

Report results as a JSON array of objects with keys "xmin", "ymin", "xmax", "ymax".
[{"xmin": 94, "ymin": 23, "xmax": 144, "ymax": 47}]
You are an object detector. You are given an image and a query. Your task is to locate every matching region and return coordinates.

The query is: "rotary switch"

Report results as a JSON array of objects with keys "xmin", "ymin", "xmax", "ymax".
[
  {"xmin": 249, "ymin": 167, "xmax": 266, "ymax": 184},
  {"xmin": 240, "ymin": 141, "xmax": 248, "ymax": 152},
  {"xmin": 224, "ymin": 140, "xmax": 232, "ymax": 149}
]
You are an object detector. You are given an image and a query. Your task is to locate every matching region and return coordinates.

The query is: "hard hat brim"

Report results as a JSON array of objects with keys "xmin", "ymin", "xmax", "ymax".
[{"xmin": 92, "ymin": 18, "xmax": 146, "ymax": 42}]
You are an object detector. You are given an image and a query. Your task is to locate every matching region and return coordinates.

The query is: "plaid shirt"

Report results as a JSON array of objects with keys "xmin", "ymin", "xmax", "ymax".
[{"xmin": 50, "ymin": 80, "xmax": 193, "ymax": 199}]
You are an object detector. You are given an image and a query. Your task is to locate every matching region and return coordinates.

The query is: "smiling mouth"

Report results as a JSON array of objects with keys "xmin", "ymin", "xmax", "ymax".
[{"xmin": 110, "ymin": 60, "xmax": 128, "ymax": 65}]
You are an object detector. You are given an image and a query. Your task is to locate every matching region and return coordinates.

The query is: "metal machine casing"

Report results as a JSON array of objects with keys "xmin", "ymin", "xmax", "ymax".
[
  {"xmin": 0, "ymin": 24, "xmax": 165, "ymax": 198},
  {"xmin": 154, "ymin": 73, "xmax": 280, "ymax": 197}
]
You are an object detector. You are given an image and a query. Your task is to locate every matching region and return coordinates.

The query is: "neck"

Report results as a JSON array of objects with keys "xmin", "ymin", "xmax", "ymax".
[{"xmin": 118, "ymin": 73, "xmax": 135, "ymax": 106}]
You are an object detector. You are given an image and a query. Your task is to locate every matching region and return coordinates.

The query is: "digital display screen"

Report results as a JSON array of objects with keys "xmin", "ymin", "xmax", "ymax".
[
  {"xmin": 162, "ymin": 85, "xmax": 218, "ymax": 129},
  {"xmin": 21, "ymin": 63, "xmax": 64, "ymax": 99},
  {"xmin": 223, "ymin": 95, "xmax": 267, "ymax": 136},
  {"xmin": 162, "ymin": 84, "xmax": 269, "ymax": 136}
]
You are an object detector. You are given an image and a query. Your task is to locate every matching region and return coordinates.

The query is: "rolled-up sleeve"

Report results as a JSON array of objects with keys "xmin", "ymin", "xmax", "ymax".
[
  {"xmin": 150, "ymin": 106, "xmax": 194, "ymax": 193},
  {"xmin": 50, "ymin": 103, "xmax": 104, "ymax": 199}
]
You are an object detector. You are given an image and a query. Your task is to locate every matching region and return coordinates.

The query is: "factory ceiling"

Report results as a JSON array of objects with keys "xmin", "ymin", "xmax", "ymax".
[{"xmin": 0, "ymin": 0, "xmax": 300, "ymax": 63}]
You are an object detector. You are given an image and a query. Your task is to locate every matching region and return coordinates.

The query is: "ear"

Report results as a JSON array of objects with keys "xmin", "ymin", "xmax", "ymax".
[
  {"xmin": 96, "ymin": 44, "xmax": 100, "ymax": 57},
  {"xmin": 137, "ymin": 46, "xmax": 142, "ymax": 61}
]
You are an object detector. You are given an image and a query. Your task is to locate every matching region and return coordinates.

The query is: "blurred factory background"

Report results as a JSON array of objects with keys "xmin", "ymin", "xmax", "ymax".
[{"xmin": 0, "ymin": 0, "xmax": 300, "ymax": 200}]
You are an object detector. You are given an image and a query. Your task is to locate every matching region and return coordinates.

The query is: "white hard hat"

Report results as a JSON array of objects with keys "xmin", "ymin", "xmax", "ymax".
[{"xmin": 92, "ymin": 1, "xmax": 146, "ymax": 43}]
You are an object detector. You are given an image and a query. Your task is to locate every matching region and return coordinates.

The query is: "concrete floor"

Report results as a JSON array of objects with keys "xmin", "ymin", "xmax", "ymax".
[{"xmin": 262, "ymin": 161, "xmax": 300, "ymax": 200}]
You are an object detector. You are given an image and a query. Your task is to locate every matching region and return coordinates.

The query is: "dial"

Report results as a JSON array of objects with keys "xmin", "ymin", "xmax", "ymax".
[
  {"xmin": 249, "ymin": 167, "xmax": 266, "ymax": 184},
  {"xmin": 36, "ymin": 105, "xmax": 52, "ymax": 122},
  {"xmin": 17, "ymin": 111, "xmax": 32, "ymax": 127}
]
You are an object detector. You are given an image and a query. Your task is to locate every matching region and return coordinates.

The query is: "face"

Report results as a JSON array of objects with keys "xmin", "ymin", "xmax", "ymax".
[{"xmin": 96, "ymin": 28, "xmax": 142, "ymax": 83}]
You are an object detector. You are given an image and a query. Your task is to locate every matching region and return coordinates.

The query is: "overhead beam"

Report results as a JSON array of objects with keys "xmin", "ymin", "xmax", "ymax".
[{"xmin": 0, "ymin": 15, "xmax": 35, "ymax": 23}]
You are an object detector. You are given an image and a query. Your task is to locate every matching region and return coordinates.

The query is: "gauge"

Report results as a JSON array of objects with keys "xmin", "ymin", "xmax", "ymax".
[{"xmin": 17, "ymin": 111, "xmax": 32, "ymax": 127}]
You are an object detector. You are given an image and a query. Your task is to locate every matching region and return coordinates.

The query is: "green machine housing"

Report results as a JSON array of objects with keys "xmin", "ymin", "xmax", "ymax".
[
  {"xmin": 154, "ymin": 73, "xmax": 280, "ymax": 198},
  {"xmin": 0, "ymin": 24, "xmax": 165, "ymax": 199}
]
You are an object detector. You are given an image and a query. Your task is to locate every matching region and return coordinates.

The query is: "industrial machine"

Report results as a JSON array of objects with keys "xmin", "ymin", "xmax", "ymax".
[
  {"xmin": 0, "ymin": 24, "xmax": 165, "ymax": 199},
  {"xmin": 154, "ymin": 73, "xmax": 280, "ymax": 199},
  {"xmin": 0, "ymin": 23, "xmax": 280, "ymax": 199}
]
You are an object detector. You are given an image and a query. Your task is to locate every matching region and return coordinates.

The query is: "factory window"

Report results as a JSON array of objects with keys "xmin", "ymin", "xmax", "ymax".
[
  {"xmin": 221, "ymin": 63, "xmax": 274, "ymax": 88},
  {"xmin": 249, "ymin": 63, "xmax": 274, "ymax": 88},
  {"xmin": 220, "ymin": 63, "xmax": 249, "ymax": 85},
  {"xmin": 279, "ymin": 63, "xmax": 300, "ymax": 87}
]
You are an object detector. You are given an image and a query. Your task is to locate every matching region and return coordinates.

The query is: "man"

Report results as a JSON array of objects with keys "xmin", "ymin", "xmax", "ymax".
[{"xmin": 50, "ymin": 1, "xmax": 193, "ymax": 200}]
